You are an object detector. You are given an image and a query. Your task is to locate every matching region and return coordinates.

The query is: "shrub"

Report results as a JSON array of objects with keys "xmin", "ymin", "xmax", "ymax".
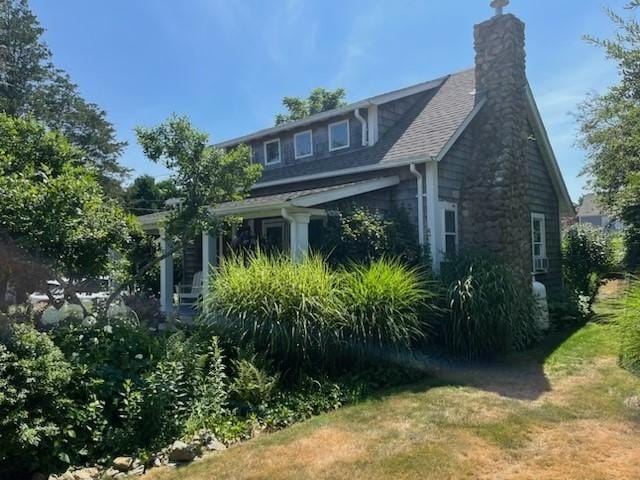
[
  {"xmin": 316, "ymin": 204, "xmax": 422, "ymax": 266},
  {"xmin": 620, "ymin": 279, "xmax": 640, "ymax": 376},
  {"xmin": 440, "ymin": 253, "xmax": 541, "ymax": 359},
  {"xmin": 563, "ymin": 224, "xmax": 613, "ymax": 309},
  {"xmin": 203, "ymin": 253, "xmax": 433, "ymax": 370},
  {"xmin": 202, "ymin": 253, "xmax": 344, "ymax": 369},
  {"xmin": 0, "ymin": 323, "xmax": 90, "ymax": 476},
  {"xmin": 340, "ymin": 258, "xmax": 431, "ymax": 354},
  {"xmin": 547, "ymin": 285, "xmax": 587, "ymax": 330},
  {"xmin": 229, "ymin": 349, "xmax": 280, "ymax": 407}
]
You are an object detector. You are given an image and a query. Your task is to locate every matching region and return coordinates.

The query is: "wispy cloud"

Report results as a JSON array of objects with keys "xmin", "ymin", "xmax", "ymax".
[{"xmin": 332, "ymin": 4, "xmax": 386, "ymax": 87}]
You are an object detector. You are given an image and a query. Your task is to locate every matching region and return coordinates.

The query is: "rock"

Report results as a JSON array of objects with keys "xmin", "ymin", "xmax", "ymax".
[
  {"xmin": 625, "ymin": 395, "xmax": 640, "ymax": 410},
  {"xmin": 71, "ymin": 467, "xmax": 100, "ymax": 480},
  {"xmin": 103, "ymin": 468, "xmax": 125, "ymax": 479},
  {"xmin": 112, "ymin": 456, "xmax": 134, "ymax": 472},
  {"xmin": 167, "ymin": 440, "xmax": 197, "ymax": 462},
  {"xmin": 205, "ymin": 440, "xmax": 226, "ymax": 451},
  {"xmin": 127, "ymin": 465, "xmax": 145, "ymax": 477}
]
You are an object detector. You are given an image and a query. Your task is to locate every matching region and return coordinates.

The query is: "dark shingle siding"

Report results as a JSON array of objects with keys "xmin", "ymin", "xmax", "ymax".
[{"xmin": 527, "ymin": 123, "xmax": 562, "ymax": 291}]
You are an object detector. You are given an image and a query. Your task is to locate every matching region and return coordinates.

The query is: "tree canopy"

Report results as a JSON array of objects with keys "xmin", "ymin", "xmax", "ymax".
[
  {"xmin": 275, "ymin": 87, "xmax": 347, "ymax": 125},
  {"xmin": 0, "ymin": 113, "xmax": 135, "ymax": 298},
  {"xmin": 0, "ymin": 0, "xmax": 127, "ymax": 194},
  {"xmin": 106, "ymin": 115, "xmax": 262, "ymax": 306},
  {"xmin": 124, "ymin": 175, "xmax": 178, "ymax": 215},
  {"xmin": 578, "ymin": 1, "xmax": 640, "ymax": 267}
]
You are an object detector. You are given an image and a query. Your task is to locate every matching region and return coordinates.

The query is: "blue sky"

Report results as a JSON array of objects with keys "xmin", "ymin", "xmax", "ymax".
[{"xmin": 30, "ymin": 0, "xmax": 629, "ymax": 201}]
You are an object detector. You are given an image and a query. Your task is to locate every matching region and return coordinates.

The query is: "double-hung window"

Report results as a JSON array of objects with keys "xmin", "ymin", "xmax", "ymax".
[
  {"xmin": 531, "ymin": 213, "xmax": 548, "ymax": 272},
  {"xmin": 440, "ymin": 202, "xmax": 458, "ymax": 261},
  {"xmin": 329, "ymin": 120, "xmax": 350, "ymax": 151},
  {"xmin": 294, "ymin": 130, "xmax": 313, "ymax": 159},
  {"xmin": 264, "ymin": 139, "xmax": 281, "ymax": 165}
]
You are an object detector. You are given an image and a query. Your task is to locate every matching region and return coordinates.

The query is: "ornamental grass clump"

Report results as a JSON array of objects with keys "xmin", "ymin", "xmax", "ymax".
[
  {"xmin": 440, "ymin": 253, "xmax": 541, "ymax": 359},
  {"xmin": 203, "ymin": 253, "xmax": 433, "ymax": 370},
  {"xmin": 202, "ymin": 253, "xmax": 344, "ymax": 369},
  {"xmin": 340, "ymin": 258, "xmax": 432, "ymax": 353},
  {"xmin": 619, "ymin": 279, "xmax": 640, "ymax": 376}
]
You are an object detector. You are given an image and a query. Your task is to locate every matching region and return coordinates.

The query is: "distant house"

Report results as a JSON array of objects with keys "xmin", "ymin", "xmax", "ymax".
[
  {"xmin": 139, "ymin": 6, "xmax": 574, "ymax": 314},
  {"xmin": 577, "ymin": 193, "xmax": 623, "ymax": 231}
]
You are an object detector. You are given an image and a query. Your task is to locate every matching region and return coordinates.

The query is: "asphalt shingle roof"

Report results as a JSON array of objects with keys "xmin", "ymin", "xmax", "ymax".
[{"xmin": 258, "ymin": 69, "xmax": 477, "ymax": 184}]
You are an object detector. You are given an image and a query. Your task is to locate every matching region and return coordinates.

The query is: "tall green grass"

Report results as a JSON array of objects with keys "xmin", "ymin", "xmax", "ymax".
[
  {"xmin": 341, "ymin": 259, "xmax": 432, "ymax": 351},
  {"xmin": 440, "ymin": 253, "xmax": 541, "ymax": 359},
  {"xmin": 201, "ymin": 253, "xmax": 432, "ymax": 370},
  {"xmin": 619, "ymin": 278, "xmax": 640, "ymax": 376}
]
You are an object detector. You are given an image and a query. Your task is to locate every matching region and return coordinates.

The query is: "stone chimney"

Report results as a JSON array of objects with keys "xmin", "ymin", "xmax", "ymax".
[{"xmin": 459, "ymin": 11, "xmax": 531, "ymax": 285}]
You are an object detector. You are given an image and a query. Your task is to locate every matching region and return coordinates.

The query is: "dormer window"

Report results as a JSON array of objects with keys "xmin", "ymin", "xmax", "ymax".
[
  {"xmin": 264, "ymin": 139, "xmax": 281, "ymax": 165},
  {"xmin": 294, "ymin": 130, "xmax": 313, "ymax": 159},
  {"xmin": 329, "ymin": 120, "xmax": 350, "ymax": 151}
]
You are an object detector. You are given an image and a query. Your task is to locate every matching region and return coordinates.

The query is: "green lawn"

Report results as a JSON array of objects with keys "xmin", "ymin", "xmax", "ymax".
[{"xmin": 146, "ymin": 281, "xmax": 640, "ymax": 480}]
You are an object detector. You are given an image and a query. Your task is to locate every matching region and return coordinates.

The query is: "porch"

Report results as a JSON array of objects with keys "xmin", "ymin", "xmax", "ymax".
[{"xmin": 137, "ymin": 177, "xmax": 401, "ymax": 315}]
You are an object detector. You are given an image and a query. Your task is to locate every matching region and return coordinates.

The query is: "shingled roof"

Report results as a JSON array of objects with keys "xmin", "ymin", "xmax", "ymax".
[{"xmin": 255, "ymin": 69, "xmax": 477, "ymax": 184}]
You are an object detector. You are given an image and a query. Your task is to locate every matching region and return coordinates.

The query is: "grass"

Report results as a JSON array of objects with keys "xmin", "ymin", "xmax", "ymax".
[{"xmin": 145, "ymin": 280, "xmax": 640, "ymax": 480}]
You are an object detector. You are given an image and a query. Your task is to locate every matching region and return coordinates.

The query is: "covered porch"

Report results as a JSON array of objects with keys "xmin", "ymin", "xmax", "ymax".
[{"xmin": 137, "ymin": 177, "xmax": 400, "ymax": 315}]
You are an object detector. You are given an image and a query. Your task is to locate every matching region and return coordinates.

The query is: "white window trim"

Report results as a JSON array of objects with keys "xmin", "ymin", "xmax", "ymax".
[
  {"xmin": 294, "ymin": 130, "xmax": 314, "ymax": 159},
  {"xmin": 328, "ymin": 119, "xmax": 350, "ymax": 152},
  {"xmin": 531, "ymin": 212, "xmax": 547, "ymax": 272},
  {"xmin": 439, "ymin": 201, "xmax": 458, "ymax": 263},
  {"xmin": 263, "ymin": 138, "xmax": 281, "ymax": 165}
]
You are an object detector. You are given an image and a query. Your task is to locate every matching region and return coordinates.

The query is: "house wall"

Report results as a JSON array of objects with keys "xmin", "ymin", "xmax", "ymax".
[
  {"xmin": 527, "ymin": 127, "xmax": 562, "ymax": 291},
  {"xmin": 248, "ymin": 110, "xmax": 366, "ymax": 170},
  {"xmin": 438, "ymin": 126, "xmax": 474, "ymax": 203}
]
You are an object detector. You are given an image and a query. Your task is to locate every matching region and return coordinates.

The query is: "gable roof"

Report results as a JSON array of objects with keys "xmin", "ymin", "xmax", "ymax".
[
  {"xmin": 254, "ymin": 69, "xmax": 479, "ymax": 186},
  {"xmin": 576, "ymin": 193, "xmax": 607, "ymax": 218}
]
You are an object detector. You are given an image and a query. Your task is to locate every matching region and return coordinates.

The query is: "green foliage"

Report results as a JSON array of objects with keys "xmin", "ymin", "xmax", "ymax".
[
  {"xmin": 0, "ymin": 323, "xmax": 91, "ymax": 475},
  {"xmin": 0, "ymin": 114, "xmax": 135, "ymax": 296},
  {"xmin": 0, "ymin": 0, "xmax": 127, "ymax": 190},
  {"xmin": 341, "ymin": 259, "xmax": 431, "ymax": 352},
  {"xmin": 440, "ymin": 253, "xmax": 541, "ymax": 359},
  {"xmin": 619, "ymin": 279, "xmax": 640, "ymax": 376},
  {"xmin": 203, "ymin": 253, "xmax": 344, "ymax": 369},
  {"xmin": 203, "ymin": 253, "xmax": 430, "ymax": 370},
  {"xmin": 229, "ymin": 350, "xmax": 280, "ymax": 407},
  {"xmin": 275, "ymin": 87, "xmax": 347, "ymax": 125},
  {"xmin": 125, "ymin": 175, "xmax": 178, "ymax": 215},
  {"xmin": 563, "ymin": 223, "xmax": 613, "ymax": 309},
  {"xmin": 578, "ymin": 3, "xmax": 640, "ymax": 270},
  {"xmin": 547, "ymin": 285, "xmax": 587, "ymax": 331},
  {"xmin": 317, "ymin": 205, "xmax": 422, "ymax": 267}
]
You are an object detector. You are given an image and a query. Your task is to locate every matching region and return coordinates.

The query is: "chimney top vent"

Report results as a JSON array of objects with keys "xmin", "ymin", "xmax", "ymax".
[{"xmin": 490, "ymin": 0, "xmax": 509, "ymax": 17}]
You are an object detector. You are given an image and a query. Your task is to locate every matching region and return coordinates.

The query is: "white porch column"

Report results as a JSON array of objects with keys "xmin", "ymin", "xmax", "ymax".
[
  {"xmin": 159, "ymin": 230, "xmax": 174, "ymax": 314},
  {"xmin": 291, "ymin": 213, "xmax": 311, "ymax": 263},
  {"xmin": 425, "ymin": 161, "xmax": 440, "ymax": 272},
  {"xmin": 202, "ymin": 231, "xmax": 218, "ymax": 293}
]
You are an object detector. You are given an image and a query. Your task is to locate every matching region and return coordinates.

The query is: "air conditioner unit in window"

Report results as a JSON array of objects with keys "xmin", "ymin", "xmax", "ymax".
[{"xmin": 534, "ymin": 257, "xmax": 549, "ymax": 273}]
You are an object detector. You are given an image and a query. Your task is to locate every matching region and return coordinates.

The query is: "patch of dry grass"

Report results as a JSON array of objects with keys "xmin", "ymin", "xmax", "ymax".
[{"xmin": 145, "ymin": 280, "xmax": 640, "ymax": 480}]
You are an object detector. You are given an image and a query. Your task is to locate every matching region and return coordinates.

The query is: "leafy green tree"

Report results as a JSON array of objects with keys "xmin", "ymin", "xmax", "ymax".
[
  {"xmin": 578, "ymin": 1, "xmax": 640, "ymax": 268},
  {"xmin": 0, "ymin": 0, "xmax": 128, "ymax": 194},
  {"xmin": 275, "ymin": 87, "xmax": 347, "ymax": 125},
  {"xmin": 0, "ymin": 113, "xmax": 134, "ymax": 308},
  {"xmin": 124, "ymin": 175, "xmax": 179, "ymax": 214},
  {"xmin": 105, "ymin": 115, "xmax": 262, "ymax": 307}
]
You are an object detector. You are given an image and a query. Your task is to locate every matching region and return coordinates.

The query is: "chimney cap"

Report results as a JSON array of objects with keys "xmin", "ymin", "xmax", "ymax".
[{"xmin": 490, "ymin": 0, "xmax": 509, "ymax": 16}]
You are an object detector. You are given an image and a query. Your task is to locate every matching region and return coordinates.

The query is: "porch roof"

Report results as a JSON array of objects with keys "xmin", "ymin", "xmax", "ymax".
[{"xmin": 138, "ymin": 176, "xmax": 400, "ymax": 231}]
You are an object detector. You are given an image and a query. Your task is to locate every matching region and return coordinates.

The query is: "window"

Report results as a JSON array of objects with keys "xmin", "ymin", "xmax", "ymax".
[
  {"xmin": 329, "ymin": 120, "xmax": 350, "ymax": 151},
  {"xmin": 264, "ymin": 139, "xmax": 281, "ymax": 165},
  {"xmin": 294, "ymin": 130, "xmax": 313, "ymax": 159},
  {"xmin": 440, "ymin": 202, "xmax": 458, "ymax": 261},
  {"xmin": 531, "ymin": 213, "xmax": 548, "ymax": 272}
]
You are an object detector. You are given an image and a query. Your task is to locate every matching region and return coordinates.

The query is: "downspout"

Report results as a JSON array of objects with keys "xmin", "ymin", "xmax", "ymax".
[
  {"xmin": 354, "ymin": 108, "xmax": 368, "ymax": 146},
  {"xmin": 409, "ymin": 164, "xmax": 426, "ymax": 247}
]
